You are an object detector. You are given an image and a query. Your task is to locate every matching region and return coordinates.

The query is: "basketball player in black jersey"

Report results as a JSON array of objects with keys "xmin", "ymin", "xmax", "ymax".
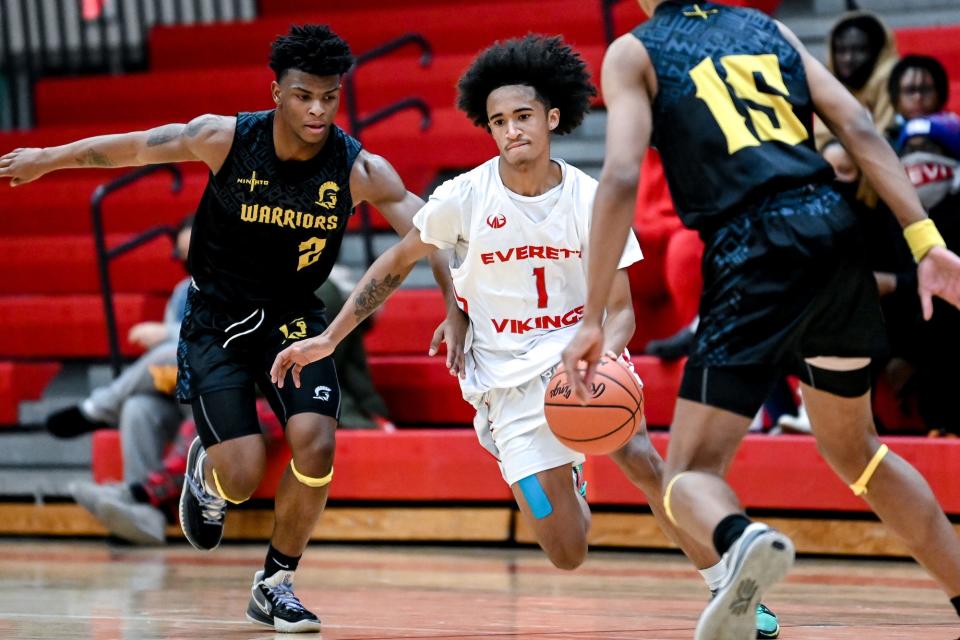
[
  {"xmin": 562, "ymin": 2, "xmax": 960, "ymax": 639},
  {"xmin": 0, "ymin": 25, "xmax": 453, "ymax": 633}
]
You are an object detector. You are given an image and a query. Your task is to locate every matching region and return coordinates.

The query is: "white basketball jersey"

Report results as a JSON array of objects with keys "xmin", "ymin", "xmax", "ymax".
[{"xmin": 413, "ymin": 157, "xmax": 642, "ymax": 394}]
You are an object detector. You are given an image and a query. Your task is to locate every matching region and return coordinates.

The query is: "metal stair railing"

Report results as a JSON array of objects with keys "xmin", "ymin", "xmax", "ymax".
[
  {"xmin": 343, "ymin": 33, "xmax": 433, "ymax": 266},
  {"xmin": 90, "ymin": 164, "xmax": 183, "ymax": 377}
]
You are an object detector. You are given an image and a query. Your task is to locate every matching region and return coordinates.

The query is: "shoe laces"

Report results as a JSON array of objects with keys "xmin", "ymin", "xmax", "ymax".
[
  {"xmin": 187, "ymin": 473, "xmax": 226, "ymax": 526},
  {"xmin": 265, "ymin": 577, "xmax": 306, "ymax": 613}
]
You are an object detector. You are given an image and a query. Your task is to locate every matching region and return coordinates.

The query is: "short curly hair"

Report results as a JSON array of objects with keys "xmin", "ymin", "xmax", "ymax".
[
  {"xmin": 269, "ymin": 24, "xmax": 354, "ymax": 81},
  {"xmin": 457, "ymin": 35, "xmax": 596, "ymax": 135},
  {"xmin": 888, "ymin": 55, "xmax": 949, "ymax": 114}
]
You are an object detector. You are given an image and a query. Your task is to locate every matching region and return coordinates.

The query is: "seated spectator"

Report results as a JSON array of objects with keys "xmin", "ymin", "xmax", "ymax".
[
  {"xmin": 816, "ymin": 11, "xmax": 899, "ymax": 207},
  {"xmin": 49, "ymin": 219, "xmax": 194, "ymax": 535},
  {"xmin": 875, "ymin": 113, "xmax": 960, "ymax": 435},
  {"xmin": 887, "ymin": 55, "xmax": 950, "ymax": 136}
]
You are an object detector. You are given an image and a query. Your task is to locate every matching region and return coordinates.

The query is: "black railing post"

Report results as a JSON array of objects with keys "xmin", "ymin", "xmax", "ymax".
[
  {"xmin": 91, "ymin": 164, "xmax": 182, "ymax": 377},
  {"xmin": 343, "ymin": 33, "xmax": 433, "ymax": 266}
]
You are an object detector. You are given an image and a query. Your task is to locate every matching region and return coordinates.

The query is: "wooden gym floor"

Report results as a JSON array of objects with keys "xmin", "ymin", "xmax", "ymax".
[{"xmin": 0, "ymin": 541, "xmax": 956, "ymax": 639}]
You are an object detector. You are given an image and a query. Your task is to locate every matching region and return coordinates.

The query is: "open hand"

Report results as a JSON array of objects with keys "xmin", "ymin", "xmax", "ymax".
[
  {"xmin": 560, "ymin": 321, "xmax": 605, "ymax": 404},
  {"xmin": 0, "ymin": 148, "xmax": 50, "ymax": 186},
  {"xmin": 429, "ymin": 308, "xmax": 468, "ymax": 378},
  {"xmin": 917, "ymin": 246, "xmax": 960, "ymax": 320},
  {"xmin": 270, "ymin": 335, "xmax": 336, "ymax": 389}
]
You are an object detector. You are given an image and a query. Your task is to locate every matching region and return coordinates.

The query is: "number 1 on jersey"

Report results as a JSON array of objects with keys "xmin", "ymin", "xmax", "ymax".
[{"xmin": 533, "ymin": 267, "xmax": 548, "ymax": 308}]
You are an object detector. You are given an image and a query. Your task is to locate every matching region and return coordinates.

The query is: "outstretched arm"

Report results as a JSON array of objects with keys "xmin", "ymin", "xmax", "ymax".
[
  {"xmin": 270, "ymin": 227, "xmax": 437, "ymax": 388},
  {"xmin": 778, "ymin": 22, "xmax": 960, "ymax": 318},
  {"xmin": 350, "ymin": 150, "xmax": 456, "ymax": 307},
  {"xmin": 0, "ymin": 114, "xmax": 235, "ymax": 186},
  {"xmin": 562, "ymin": 34, "xmax": 654, "ymax": 401}
]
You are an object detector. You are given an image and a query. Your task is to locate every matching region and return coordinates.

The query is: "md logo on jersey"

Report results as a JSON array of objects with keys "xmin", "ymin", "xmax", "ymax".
[
  {"xmin": 316, "ymin": 181, "xmax": 339, "ymax": 210},
  {"xmin": 486, "ymin": 213, "xmax": 507, "ymax": 229},
  {"xmin": 313, "ymin": 386, "xmax": 331, "ymax": 401}
]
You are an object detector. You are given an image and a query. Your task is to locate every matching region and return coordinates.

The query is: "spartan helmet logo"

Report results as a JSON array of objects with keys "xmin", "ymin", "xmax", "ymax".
[
  {"xmin": 316, "ymin": 181, "xmax": 339, "ymax": 210},
  {"xmin": 313, "ymin": 386, "xmax": 331, "ymax": 401}
]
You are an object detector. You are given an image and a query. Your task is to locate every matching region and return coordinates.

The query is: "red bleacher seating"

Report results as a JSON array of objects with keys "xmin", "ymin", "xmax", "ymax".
[
  {"xmin": 92, "ymin": 428, "xmax": 513, "ymax": 501},
  {"xmin": 34, "ymin": 47, "xmax": 607, "ymax": 129},
  {"xmin": 150, "ymin": 2, "xmax": 622, "ymax": 71},
  {"xmin": 91, "ymin": 429, "xmax": 960, "ymax": 514},
  {"xmin": 0, "ymin": 362, "xmax": 61, "ymax": 425},
  {"xmin": 0, "ymin": 234, "xmax": 185, "ymax": 296},
  {"xmin": 0, "ymin": 295, "xmax": 166, "ymax": 358}
]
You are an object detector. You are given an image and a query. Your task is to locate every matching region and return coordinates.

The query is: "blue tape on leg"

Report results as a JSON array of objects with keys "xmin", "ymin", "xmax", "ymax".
[{"xmin": 518, "ymin": 474, "xmax": 553, "ymax": 519}]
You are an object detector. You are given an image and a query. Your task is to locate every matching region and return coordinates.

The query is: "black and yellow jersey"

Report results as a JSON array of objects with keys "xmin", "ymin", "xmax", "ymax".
[
  {"xmin": 188, "ymin": 110, "xmax": 361, "ymax": 309},
  {"xmin": 632, "ymin": 1, "xmax": 834, "ymax": 231}
]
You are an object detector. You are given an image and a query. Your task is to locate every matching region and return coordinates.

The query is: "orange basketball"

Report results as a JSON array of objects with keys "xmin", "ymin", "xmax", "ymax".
[{"xmin": 544, "ymin": 357, "xmax": 644, "ymax": 455}]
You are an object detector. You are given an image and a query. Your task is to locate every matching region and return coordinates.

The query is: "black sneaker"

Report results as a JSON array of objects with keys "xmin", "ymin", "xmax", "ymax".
[
  {"xmin": 246, "ymin": 569, "xmax": 321, "ymax": 633},
  {"xmin": 45, "ymin": 406, "xmax": 108, "ymax": 438},
  {"xmin": 178, "ymin": 437, "xmax": 226, "ymax": 551}
]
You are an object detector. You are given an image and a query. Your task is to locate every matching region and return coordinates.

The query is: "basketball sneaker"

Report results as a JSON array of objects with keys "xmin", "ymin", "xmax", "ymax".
[
  {"xmin": 695, "ymin": 523, "xmax": 794, "ymax": 640},
  {"xmin": 755, "ymin": 603, "xmax": 780, "ymax": 639},
  {"xmin": 178, "ymin": 437, "xmax": 226, "ymax": 550},
  {"xmin": 572, "ymin": 463, "xmax": 587, "ymax": 499},
  {"xmin": 706, "ymin": 596, "xmax": 780, "ymax": 638},
  {"xmin": 246, "ymin": 569, "xmax": 321, "ymax": 633}
]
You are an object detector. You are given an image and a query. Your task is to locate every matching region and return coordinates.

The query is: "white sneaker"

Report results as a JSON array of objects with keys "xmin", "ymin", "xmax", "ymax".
[
  {"xmin": 98, "ymin": 498, "xmax": 167, "ymax": 545},
  {"xmin": 69, "ymin": 481, "xmax": 132, "ymax": 518},
  {"xmin": 695, "ymin": 523, "xmax": 795, "ymax": 640},
  {"xmin": 777, "ymin": 403, "xmax": 811, "ymax": 434}
]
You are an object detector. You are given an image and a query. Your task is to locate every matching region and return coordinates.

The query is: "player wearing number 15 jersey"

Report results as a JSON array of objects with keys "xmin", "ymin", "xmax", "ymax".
[
  {"xmin": 1, "ymin": 24, "xmax": 453, "ymax": 633},
  {"xmin": 562, "ymin": 2, "xmax": 960, "ymax": 639},
  {"xmin": 270, "ymin": 35, "xmax": 780, "ymax": 636}
]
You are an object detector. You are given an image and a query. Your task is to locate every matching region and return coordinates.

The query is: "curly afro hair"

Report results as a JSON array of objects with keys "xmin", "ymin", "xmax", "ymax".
[
  {"xmin": 457, "ymin": 34, "xmax": 596, "ymax": 135},
  {"xmin": 269, "ymin": 24, "xmax": 354, "ymax": 81}
]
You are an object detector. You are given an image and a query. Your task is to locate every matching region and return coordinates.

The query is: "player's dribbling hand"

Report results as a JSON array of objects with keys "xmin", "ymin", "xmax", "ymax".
[
  {"xmin": 561, "ymin": 321, "xmax": 605, "ymax": 405},
  {"xmin": 0, "ymin": 148, "xmax": 50, "ymax": 186},
  {"xmin": 270, "ymin": 335, "xmax": 335, "ymax": 389},
  {"xmin": 428, "ymin": 308, "xmax": 468, "ymax": 378},
  {"xmin": 917, "ymin": 246, "xmax": 960, "ymax": 320}
]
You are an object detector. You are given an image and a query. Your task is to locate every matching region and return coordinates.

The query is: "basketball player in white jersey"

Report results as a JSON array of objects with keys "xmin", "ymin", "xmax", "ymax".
[{"xmin": 271, "ymin": 35, "xmax": 781, "ymax": 637}]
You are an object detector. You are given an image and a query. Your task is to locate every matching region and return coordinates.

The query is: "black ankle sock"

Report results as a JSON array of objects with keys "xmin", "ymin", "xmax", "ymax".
[
  {"xmin": 951, "ymin": 595, "xmax": 960, "ymax": 617},
  {"xmin": 712, "ymin": 514, "xmax": 752, "ymax": 556},
  {"xmin": 264, "ymin": 544, "xmax": 301, "ymax": 579},
  {"xmin": 128, "ymin": 483, "xmax": 150, "ymax": 504}
]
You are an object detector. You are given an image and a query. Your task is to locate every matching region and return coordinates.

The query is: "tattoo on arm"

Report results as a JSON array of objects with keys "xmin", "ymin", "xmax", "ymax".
[
  {"xmin": 146, "ymin": 124, "xmax": 183, "ymax": 147},
  {"xmin": 76, "ymin": 148, "xmax": 114, "ymax": 167},
  {"xmin": 353, "ymin": 274, "xmax": 403, "ymax": 321},
  {"xmin": 184, "ymin": 115, "xmax": 219, "ymax": 137}
]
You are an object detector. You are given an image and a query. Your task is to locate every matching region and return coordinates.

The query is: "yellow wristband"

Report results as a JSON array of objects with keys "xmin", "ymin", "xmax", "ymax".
[{"xmin": 903, "ymin": 219, "xmax": 946, "ymax": 263}]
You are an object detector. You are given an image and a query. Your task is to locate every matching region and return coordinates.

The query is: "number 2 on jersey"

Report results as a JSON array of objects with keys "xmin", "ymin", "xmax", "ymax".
[
  {"xmin": 533, "ymin": 267, "xmax": 548, "ymax": 308},
  {"xmin": 690, "ymin": 53, "xmax": 808, "ymax": 155},
  {"xmin": 297, "ymin": 237, "xmax": 327, "ymax": 271}
]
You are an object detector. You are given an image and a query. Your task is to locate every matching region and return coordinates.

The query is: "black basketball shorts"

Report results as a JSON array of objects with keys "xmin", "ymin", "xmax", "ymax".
[
  {"xmin": 176, "ymin": 286, "xmax": 340, "ymax": 447},
  {"xmin": 679, "ymin": 184, "xmax": 888, "ymax": 416}
]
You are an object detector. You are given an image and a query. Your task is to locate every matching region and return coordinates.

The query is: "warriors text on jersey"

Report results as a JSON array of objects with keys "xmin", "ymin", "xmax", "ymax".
[
  {"xmin": 413, "ymin": 158, "xmax": 643, "ymax": 394},
  {"xmin": 188, "ymin": 110, "xmax": 362, "ymax": 309},
  {"xmin": 632, "ymin": 1, "xmax": 834, "ymax": 231}
]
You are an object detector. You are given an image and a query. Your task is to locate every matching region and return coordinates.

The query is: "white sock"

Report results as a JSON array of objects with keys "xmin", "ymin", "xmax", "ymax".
[{"xmin": 699, "ymin": 560, "xmax": 726, "ymax": 592}]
